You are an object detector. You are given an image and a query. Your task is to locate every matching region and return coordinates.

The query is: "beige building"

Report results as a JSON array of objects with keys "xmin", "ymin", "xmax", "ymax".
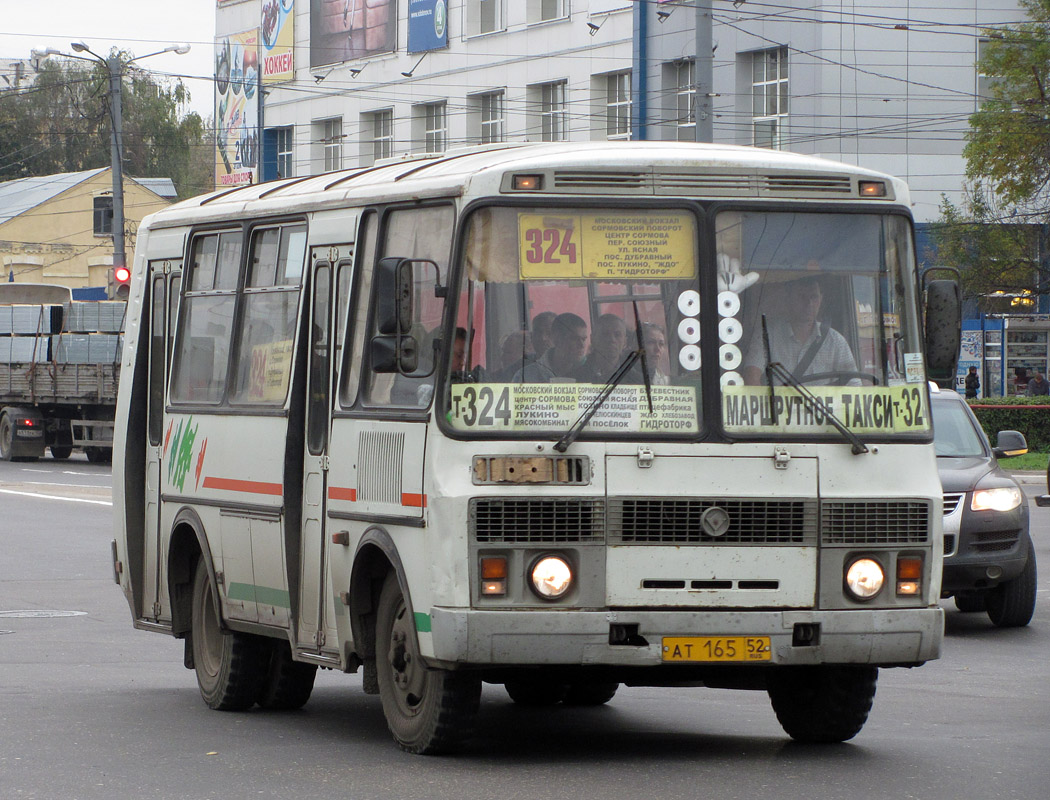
[{"xmin": 0, "ymin": 168, "xmax": 174, "ymax": 294}]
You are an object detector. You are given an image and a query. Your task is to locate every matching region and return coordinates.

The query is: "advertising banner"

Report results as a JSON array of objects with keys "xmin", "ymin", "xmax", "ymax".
[
  {"xmin": 215, "ymin": 29, "xmax": 260, "ymax": 188},
  {"xmin": 408, "ymin": 0, "xmax": 448, "ymax": 53},
  {"xmin": 311, "ymin": 0, "xmax": 396, "ymax": 68},
  {"xmin": 262, "ymin": 0, "xmax": 295, "ymax": 83}
]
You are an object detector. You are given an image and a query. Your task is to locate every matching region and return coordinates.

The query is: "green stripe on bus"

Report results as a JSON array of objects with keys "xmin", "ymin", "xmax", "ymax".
[
  {"xmin": 226, "ymin": 582, "xmax": 292, "ymax": 609},
  {"xmin": 414, "ymin": 611, "xmax": 432, "ymax": 633}
]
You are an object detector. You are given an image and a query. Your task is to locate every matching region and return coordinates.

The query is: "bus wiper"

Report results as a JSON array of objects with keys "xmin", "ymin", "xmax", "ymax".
[
  {"xmin": 765, "ymin": 360, "xmax": 869, "ymax": 456},
  {"xmin": 554, "ymin": 304, "xmax": 654, "ymax": 453}
]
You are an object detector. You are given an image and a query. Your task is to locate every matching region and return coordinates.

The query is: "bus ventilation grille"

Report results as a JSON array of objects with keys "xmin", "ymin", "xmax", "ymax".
[
  {"xmin": 607, "ymin": 498, "xmax": 817, "ymax": 545},
  {"xmin": 470, "ymin": 498, "xmax": 605, "ymax": 543},
  {"xmin": 820, "ymin": 501, "xmax": 930, "ymax": 544}
]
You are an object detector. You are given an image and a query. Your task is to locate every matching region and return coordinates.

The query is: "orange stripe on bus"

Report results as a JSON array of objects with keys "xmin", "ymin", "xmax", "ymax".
[
  {"xmin": 401, "ymin": 493, "xmax": 427, "ymax": 508},
  {"xmin": 201, "ymin": 477, "xmax": 284, "ymax": 496},
  {"xmin": 328, "ymin": 486, "xmax": 357, "ymax": 502}
]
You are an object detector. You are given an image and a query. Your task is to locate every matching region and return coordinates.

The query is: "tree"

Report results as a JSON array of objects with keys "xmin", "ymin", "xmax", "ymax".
[
  {"xmin": 0, "ymin": 53, "xmax": 211, "ymax": 199},
  {"xmin": 965, "ymin": 0, "xmax": 1050, "ymax": 220}
]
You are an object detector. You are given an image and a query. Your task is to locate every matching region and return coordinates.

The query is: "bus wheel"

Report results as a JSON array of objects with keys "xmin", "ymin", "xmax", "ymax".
[
  {"xmin": 257, "ymin": 640, "xmax": 317, "ymax": 711},
  {"xmin": 767, "ymin": 666, "xmax": 878, "ymax": 743},
  {"xmin": 563, "ymin": 681, "xmax": 619, "ymax": 706},
  {"xmin": 376, "ymin": 572, "xmax": 481, "ymax": 754},
  {"xmin": 504, "ymin": 679, "xmax": 568, "ymax": 706},
  {"xmin": 190, "ymin": 560, "xmax": 264, "ymax": 711}
]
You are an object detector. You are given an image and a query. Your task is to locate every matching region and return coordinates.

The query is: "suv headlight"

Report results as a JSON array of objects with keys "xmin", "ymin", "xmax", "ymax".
[{"xmin": 971, "ymin": 486, "xmax": 1022, "ymax": 512}]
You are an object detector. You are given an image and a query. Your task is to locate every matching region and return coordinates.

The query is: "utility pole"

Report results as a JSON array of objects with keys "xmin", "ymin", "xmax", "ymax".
[
  {"xmin": 695, "ymin": 0, "xmax": 714, "ymax": 143},
  {"xmin": 105, "ymin": 54, "xmax": 126, "ymax": 276}
]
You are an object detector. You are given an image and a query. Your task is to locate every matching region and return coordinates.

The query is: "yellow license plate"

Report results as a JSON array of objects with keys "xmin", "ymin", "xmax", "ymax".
[{"xmin": 662, "ymin": 636, "xmax": 772, "ymax": 663}]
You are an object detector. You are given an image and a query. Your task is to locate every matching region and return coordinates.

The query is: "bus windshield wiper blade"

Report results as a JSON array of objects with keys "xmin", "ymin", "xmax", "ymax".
[
  {"xmin": 554, "ymin": 349, "xmax": 640, "ymax": 453},
  {"xmin": 766, "ymin": 361, "xmax": 869, "ymax": 456}
]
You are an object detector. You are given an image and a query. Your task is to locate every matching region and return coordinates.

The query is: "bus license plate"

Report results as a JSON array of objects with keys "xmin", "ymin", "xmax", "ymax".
[{"xmin": 662, "ymin": 636, "xmax": 771, "ymax": 663}]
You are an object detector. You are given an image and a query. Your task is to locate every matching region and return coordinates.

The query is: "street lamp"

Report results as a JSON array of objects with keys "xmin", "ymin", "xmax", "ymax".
[{"xmin": 49, "ymin": 42, "xmax": 189, "ymax": 294}]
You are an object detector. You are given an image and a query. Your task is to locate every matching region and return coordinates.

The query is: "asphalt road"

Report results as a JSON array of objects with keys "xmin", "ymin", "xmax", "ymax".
[{"xmin": 1, "ymin": 455, "xmax": 1048, "ymax": 800}]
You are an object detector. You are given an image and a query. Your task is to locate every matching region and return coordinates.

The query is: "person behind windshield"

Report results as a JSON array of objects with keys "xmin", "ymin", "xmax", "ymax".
[
  {"xmin": 515, "ymin": 312, "xmax": 589, "ymax": 382},
  {"xmin": 491, "ymin": 329, "xmax": 535, "ymax": 381},
  {"xmin": 581, "ymin": 313, "xmax": 628, "ymax": 381},
  {"xmin": 530, "ymin": 311, "xmax": 556, "ymax": 359},
  {"xmin": 741, "ymin": 275, "xmax": 857, "ymax": 385},
  {"xmin": 642, "ymin": 323, "xmax": 671, "ymax": 385}
]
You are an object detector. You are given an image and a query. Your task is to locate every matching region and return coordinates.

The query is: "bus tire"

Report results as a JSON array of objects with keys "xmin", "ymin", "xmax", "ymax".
[
  {"xmin": 376, "ymin": 572, "xmax": 480, "ymax": 754},
  {"xmin": 563, "ymin": 681, "xmax": 619, "ymax": 706},
  {"xmin": 504, "ymin": 679, "xmax": 568, "ymax": 706},
  {"xmin": 190, "ymin": 559, "xmax": 264, "ymax": 711},
  {"xmin": 986, "ymin": 553, "xmax": 1037, "ymax": 628},
  {"xmin": 767, "ymin": 665, "xmax": 878, "ymax": 743},
  {"xmin": 257, "ymin": 640, "xmax": 317, "ymax": 711}
]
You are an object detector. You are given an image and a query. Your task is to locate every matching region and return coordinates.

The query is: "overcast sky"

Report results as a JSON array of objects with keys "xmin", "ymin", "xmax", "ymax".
[{"xmin": 2, "ymin": 0, "xmax": 217, "ymax": 117}]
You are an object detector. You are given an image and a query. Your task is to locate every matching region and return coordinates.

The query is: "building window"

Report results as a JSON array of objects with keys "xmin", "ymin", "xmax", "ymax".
[
  {"xmin": 480, "ymin": 91, "xmax": 505, "ymax": 144},
  {"xmin": 529, "ymin": 0, "xmax": 568, "ymax": 23},
  {"xmin": 470, "ymin": 0, "xmax": 506, "ymax": 35},
  {"xmin": 93, "ymin": 196, "xmax": 113, "ymax": 236},
  {"xmin": 322, "ymin": 118, "xmax": 343, "ymax": 172},
  {"xmin": 370, "ymin": 109, "xmax": 394, "ymax": 163},
  {"xmin": 675, "ymin": 59, "xmax": 696, "ymax": 141},
  {"xmin": 606, "ymin": 71, "xmax": 631, "ymax": 140},
  {"xmin": 977, "ymin": 38, "xmax": 999, "ymax": 105},
  {"xmin": 424, "ymin": 102, "xmax": 447, "ymax": 153},
  {"xmin": 275, "ymin": 126, "xmax": 293, "ymax": 178},
  {"xmin": 751, "ymin": 47, "xmax": 788, "ymax": 149},
  {"xmin": 539, "ymin": 80, "xmax": 568, "ymax": 141}
]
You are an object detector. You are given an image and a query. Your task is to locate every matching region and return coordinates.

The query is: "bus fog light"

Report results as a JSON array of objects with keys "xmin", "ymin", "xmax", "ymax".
[
  {"xmin": 896, "ymin": 555, "xmax": 922, "ymax": 596},
  {"xmin": 897, "ymin": 581, "xmax": 920, "ymax": 596},
  {"xmin": 480, "ymin": 556, "xmax": 507, "ymax": 596},
  {"xmin": 845, "ymin": 558, "xmax": 884, "ymax": 600},
  {"xmin": 529, "ymin": 556, "xmax": 573, "ymax": 600}
]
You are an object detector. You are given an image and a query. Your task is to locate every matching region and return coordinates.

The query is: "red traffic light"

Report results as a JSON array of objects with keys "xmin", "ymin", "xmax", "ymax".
[{"xmin": 114, "ymin": 266, "xmax": 131, "ymax": 283}]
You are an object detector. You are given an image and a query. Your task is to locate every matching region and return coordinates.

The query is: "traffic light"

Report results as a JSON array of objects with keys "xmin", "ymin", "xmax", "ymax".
[{"xmin": 108, "ymin": 265, "xmax": 131, "ymax": 300}]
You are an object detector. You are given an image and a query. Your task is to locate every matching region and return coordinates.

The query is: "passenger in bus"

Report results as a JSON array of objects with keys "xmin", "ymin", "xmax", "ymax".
[
  {"xmin": 580, "ymin": 313, "xmax": 628, "ymax": 382},
  {"xmin": 641, "ymin": 323, "xmax": 671, "ymax": 385},
  {"xmin": 741, "ymin": 275, "xmax": 857, "ymax": 385},
  {"xmin": 530, "ymin": 311, "xmax": 556, "ymax": 357},
  {"xmin": 514, "ymin": 312, "xmax": 589, "ymax": 382},
  {"xmin": 491, "ymin": 329, "xmax": 535, "ymax": 381}
]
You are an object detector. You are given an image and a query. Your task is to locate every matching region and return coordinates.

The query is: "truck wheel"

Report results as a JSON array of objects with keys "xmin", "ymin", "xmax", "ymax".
[
  {"xmin": 256, "ymin": 640, "xmax": 317, "ymax": 711},
  {"xmin": 986, "ymin": 553, "xmax": 1037, "ymax": 628},
  {"xmin": 563, "ymin": 681, "xmax": 619, "ymax": 706},
  {"xmin": 954, "ymin": 592, "xmax": 987, "ymax": 613},
  {"xmin": 190, "ymin": 560, "xmax": 265, "ymax": 710},
  {"xmin": 767, "ymin": 666, "xmax": 878, "ymax": 743},
  {"xmin": 0, "ymin": 415, "xmax": 13, "ymax": 461},
  {"xmin": 504, "ymin": 679, "xmax": 568, "ymax": 706},
  {"xmin": 376, "ymin": 572, "xmax": 480, "ymax": 754},
  {"xmin": 85, "ymin": 447, "xmax": 111, "ymax": 464},
  {"xmin": 49, "ymin": 445, "xmax": 73, "ymax": 460}
]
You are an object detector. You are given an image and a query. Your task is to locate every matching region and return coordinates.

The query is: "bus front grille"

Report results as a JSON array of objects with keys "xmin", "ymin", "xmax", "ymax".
[
  {"xmin": 821, "ymin": 501, "xmax": 930, "ymax": 544},
  {"xmin": 470, "ymin": 498, "xmax": 606, "ymax": 543},
  {"xmin": 607, "ymin": 498, "xmax": 817, "ymax": 545}
]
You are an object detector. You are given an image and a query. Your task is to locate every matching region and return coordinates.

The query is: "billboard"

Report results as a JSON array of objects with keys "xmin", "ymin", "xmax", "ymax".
[
  {"xmin": 215, "ymin": 29, "xmax": 260, "ymax": 188},
  {"xmin": 262, "ymin": 0, "xmax": 295, "ymax": 84},
  {"xmin": 310, "ymin": 0, "xmax": 396, "ymax": 68},
  {"xmin": 408, "ymin": 0, "xmax": 448, "ymax": 53}
]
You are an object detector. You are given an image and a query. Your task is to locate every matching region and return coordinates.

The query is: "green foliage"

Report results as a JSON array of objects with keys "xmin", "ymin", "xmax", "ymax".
[
  {"xmin": 969, "ymin": 396, "xmax": 1050, "ymax": 452},
  {"xmin": 0, "ymin": 53, "xmax": 212, "ymax": 199},
  {"xmin": 965, "ymin": 0, "xmax": 1050, "ymax": 218}
]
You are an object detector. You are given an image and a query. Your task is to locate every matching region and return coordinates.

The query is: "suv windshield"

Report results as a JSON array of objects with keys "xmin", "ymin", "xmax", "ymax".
[{"xmin": 931, "ymin": 398, "xmax": 986, "ymax": 457}]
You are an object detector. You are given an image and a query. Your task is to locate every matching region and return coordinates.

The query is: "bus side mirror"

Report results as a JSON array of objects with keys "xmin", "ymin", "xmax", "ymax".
[
  {"xmin": 370, "ymin": 334, "xmax": 419, "ymax": 373},
  {"xmin": 924, "ymin": 279, "xmax": 961, "ymax": 385},
  {"xmin": 375, "ymin": 257, "xmax": 414, "ymax": 335}
]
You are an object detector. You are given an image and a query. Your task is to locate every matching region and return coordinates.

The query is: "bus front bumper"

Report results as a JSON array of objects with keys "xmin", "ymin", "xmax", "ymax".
[{"xmin": 425, "ymin": 607, "xmax": 943, "ymax": 668}]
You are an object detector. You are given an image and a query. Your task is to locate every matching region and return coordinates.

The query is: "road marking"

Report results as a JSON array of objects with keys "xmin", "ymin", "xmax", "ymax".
[{"xmin": 0, "ymin": 488, "xmax": 111, "ymax": 506}]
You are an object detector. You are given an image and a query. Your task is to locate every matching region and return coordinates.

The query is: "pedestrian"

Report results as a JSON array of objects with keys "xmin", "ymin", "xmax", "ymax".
[
  {"xmin": 964, "ymin": 366, "xmax": 980, "ymax": 399},
  {"xmin": 1025, "ymin": 371, "xmax": 1050, "ymax": 396}
]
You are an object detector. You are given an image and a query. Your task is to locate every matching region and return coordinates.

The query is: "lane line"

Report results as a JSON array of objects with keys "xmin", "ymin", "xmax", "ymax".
[{"xmin": 0, "ymin": 488, "xmax": 112, "ymax": 506}]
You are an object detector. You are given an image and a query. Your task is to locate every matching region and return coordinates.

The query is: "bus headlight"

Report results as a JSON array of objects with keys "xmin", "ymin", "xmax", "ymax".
[
  {"xmin": 971, "ymin": 486, "xmax": 1022, "ymax": 512},
  {"xmin": 845, "ymin": 558, "xmax": 885, "ymax": 600},
  {"xmin": 529, "ymin": 555, "xmax": 573, "ymax": 600}
]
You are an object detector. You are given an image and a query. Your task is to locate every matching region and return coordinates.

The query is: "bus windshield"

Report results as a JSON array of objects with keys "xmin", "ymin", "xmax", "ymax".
[{"xmin": 443, "ymin": 205, "xmax": 930, "ymax": 441}]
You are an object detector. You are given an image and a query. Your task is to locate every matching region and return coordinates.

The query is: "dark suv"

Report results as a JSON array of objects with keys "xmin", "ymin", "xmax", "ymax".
[{"xmin": 932, "ymin": 386, "xmax": 1037, "ymax": 627}]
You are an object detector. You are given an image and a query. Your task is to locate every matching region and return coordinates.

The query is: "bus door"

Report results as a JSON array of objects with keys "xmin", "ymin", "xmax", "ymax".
[
  {"xmin": 144, "ymin": 259, "xmax": 181, "ymax": 621},
  {"xmin": 297, "ymin": 252, "xmax": 343, "ymax": 655}
]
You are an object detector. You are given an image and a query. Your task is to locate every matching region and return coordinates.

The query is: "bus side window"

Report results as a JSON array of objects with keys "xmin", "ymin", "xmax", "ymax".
[
  {"xmin": 341, "ymin": 212, "xmax": 378, "ymax": 407},
  {"xmin": 362, "ymin": 205, "xmax": 453, "ymax": 408}
]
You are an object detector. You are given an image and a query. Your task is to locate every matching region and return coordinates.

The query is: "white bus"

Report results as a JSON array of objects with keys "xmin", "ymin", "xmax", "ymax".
[{"xmin": 113, "ymin": 142, "xmax": 960, "ymax": 754}]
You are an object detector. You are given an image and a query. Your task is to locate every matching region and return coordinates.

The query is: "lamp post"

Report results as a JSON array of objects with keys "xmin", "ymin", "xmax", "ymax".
[{"xmin": 45, "ymin": 42, "xmax": 189, "ymax": 292}]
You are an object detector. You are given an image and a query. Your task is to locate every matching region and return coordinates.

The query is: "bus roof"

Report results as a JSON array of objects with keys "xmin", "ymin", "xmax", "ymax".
[{"xmin": 146, "ymin": 142, "xmax": 910, "ymax": 229}]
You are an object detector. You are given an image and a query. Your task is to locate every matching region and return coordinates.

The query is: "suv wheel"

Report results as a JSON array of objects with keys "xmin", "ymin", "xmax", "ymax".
[{"xmin": 986, "ymin": 553, "xmax": 1037, "ymax": 628}]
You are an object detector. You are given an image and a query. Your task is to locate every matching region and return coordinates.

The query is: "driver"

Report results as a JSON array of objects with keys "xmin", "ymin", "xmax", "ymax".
[{"xmin": 742, "ymin": 275, "xmax": 857, "ymax": 385}]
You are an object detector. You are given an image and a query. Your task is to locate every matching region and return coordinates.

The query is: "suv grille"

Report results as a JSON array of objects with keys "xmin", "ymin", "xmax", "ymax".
[
  {"xmin": 470, "ymin": 498, "xmax": 605, "ymax": 543},
  {"xmin": 943, "ymin": 492, "xmax": 964, "ymax": 515},
  {"xmin": 607, "ymin": 498, "xmax": 817, "ymax": 545},
  {"xmin": 970, "ymin": 530, "xmax": 1020, "ymax": 553},
  {"xmin": 821, "ymin": 501, "xmax": 930, "ymax": 544}
]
